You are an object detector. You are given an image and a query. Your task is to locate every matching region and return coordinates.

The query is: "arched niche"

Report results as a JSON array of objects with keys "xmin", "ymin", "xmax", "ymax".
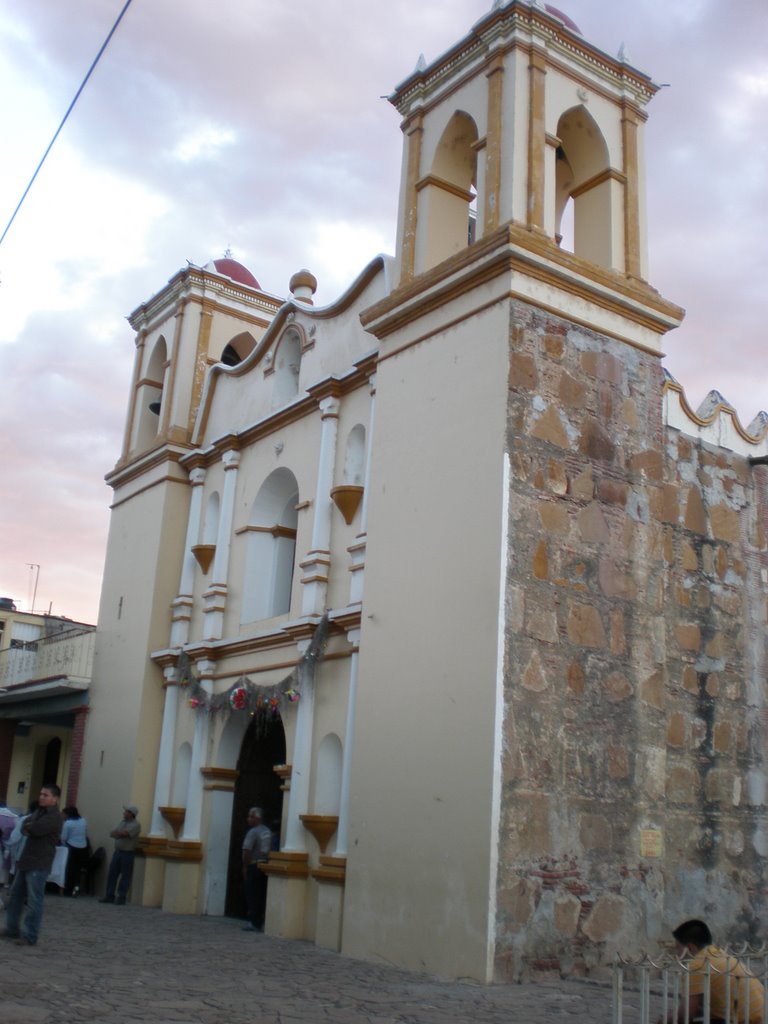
[
  {"xmin": 241, "ymin": 468, "xmax": 300, "ymax": 623},
  {"xmin": 315, "ymin": 733, "xmax": 343, "ymax": 816},
  {"xmin": 218, "ymin": 331, "xmax": 257, "ymax": 367},
  {"xmin": 172, "ymin": 741, "xmax": 192, "ymax": 806},
  {"xmin": 272, "ymin": 328, "xmax": 302, "ymax": 409},
  {"xmin": 135, "ymin": 335, "xmax": 167, "ymax": 451},
  {"xmin": 343, "ymin": 425, "xmax": 366, "ymax": 486},
  {"xmin": 554, "ymin": 106, "xmax": 617, "ymax": 269},
  {"xmin": 417, "ymin": 110, "xmax": 479, "ymax": 273}
]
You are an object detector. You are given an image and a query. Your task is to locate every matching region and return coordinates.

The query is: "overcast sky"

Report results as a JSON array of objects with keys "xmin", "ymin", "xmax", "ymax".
[{"xmin": 1, "ymin": 0, "xmax": 766, "ymax": 623}]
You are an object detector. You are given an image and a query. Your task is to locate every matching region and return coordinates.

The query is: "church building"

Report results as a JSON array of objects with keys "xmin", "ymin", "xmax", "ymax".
[{"xmin": 78, "ymin": 1, "xmax": 768, "ymax": 982}]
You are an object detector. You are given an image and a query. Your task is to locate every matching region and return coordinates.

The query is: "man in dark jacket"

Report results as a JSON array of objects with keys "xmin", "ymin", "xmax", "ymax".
[{"xmin": 2, "ymin": 783, "xmax": 63, "ymax": 946}]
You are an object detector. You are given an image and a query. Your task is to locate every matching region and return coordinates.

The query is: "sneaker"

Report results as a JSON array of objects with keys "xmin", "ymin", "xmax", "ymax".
[
  {"xmin": 98, "ymin": 897, "xmax": 115, "ymax": 904},
  {"xmin": 242, "ymin": 923, "xmax": 261, "ymax": 932},
  {"xmin": 71, "ymin": 886, "xmax": 79, "ymax": 898},
  {"xmin": 0, "ymin": 929, "xmax": 19, "ymax": 939},
  {"xmin": 14, "ymin": 936, "xmax": 34, "ymax": 946}
]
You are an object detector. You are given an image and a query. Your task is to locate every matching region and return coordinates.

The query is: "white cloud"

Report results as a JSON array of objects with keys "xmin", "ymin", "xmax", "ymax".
[{"xmin": 171, "ymin": 123, "xmax": 237, "ymax": 163}]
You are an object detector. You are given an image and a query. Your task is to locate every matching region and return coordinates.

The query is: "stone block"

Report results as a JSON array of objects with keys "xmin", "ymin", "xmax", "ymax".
[
  {"xmin": 597, "ymin": 478, "xmax": 628, "ymax": 506},
  {"xmin": 580, "ymin": 418, "xmax": 616, "ymax": 462},
  {"xmin": 713, "ymin": 720, "xmax": 731, "ymax": 754},
  {"xmin": 532, "ymin": 540, "xmax": 549, "ymax": 579},
  {"xmin": 578, "ymin": 502, "xmax": 610, "ymax": 543},
  {"xmin": 571, "ymin": 466, "xmax": 594, "ymax": 501},
  {"xmin": 666, "ymin": 712, "xmax": 686, "ymax": 747},
  {"xmin": 666, "ymin": 765, "xmax": 698, "ymax": 803},
  {"xmin": 675, "ymin": 623, "xmax": 701, "ymax": 652},
  {"xmin": 684, "ymin": 486, "xmax": 708, "ymax": 535},
  {"xmin": 681, "ymin": 540, "xmax": 698, "ymax": 570},
  {"xmin": 526, "ymin": 601, "xmax": 559, "ymax": 643},
  {"xmin": 607, "ymin": 744, "xmax": 629, "ymax": 779},
  {"xmin": 580, "ymin": 813, "xmax": 612, "ymax": 851},
  {"xmin": 499, "ymin": 877, "xmax": 539, "ymax": 927},
  {"xmin": 543, "ymin": 331, "xmax": 565, "ymax": 360},
  {"xmin": 523, "ymin": 649, "xmax": 548, "ymax": 691},
  {"xmin": 531, "ymin": 406, "xmax": 570, "ymax": 448},
  {"xmin": 705, "ymin": 768, "xmax": 736, "ymax": 805},
  {"xmin": 581, "ymin": 350, "xmax": 623, "ymax": 386},
  {"xmin": 547, "ymin": 460, "xmax": 568, "ymax": 495},
  {"xmin": 554, "ymin": 893, "xmax": 582, "ymax": 936},
  {"xmin": 582, "ymin": 894, "xmax": 626, "ymax": 942},
  {"xmin": 629, "ymin": 449, "xmax": 664, "ymax": 481},
  {"xmin": 566, "ymin": 602, "xmax": 606, "ymax": 647},
  {"xmin": 710, "ymin": 504, "xmax": 740, "ymax": 543},
  {"xmin": 682, "ymin": 665, "xmax": 698, "ymax": 693},
  {"xmin": 598, "ymin": 559, "xmax": 637, "ymax": 600},
  {"xmin": 510, "ymin": 351, "xmax": 538, "ymax": 391},
  {"xmin": 610, "ymin": 609, "xmax": 626, "ymax": 656},
  {"xmin": 538, "ymin": 500, "xmax": 570, "ymax": 534},
  {"xmin": 603, "ymin": 671, "xmax": 633, "ymax": 702},
  {"xmin": 567, "ymin": 661, "xmax": 585, "ymax": 695},
  {"xmin": 640, "ymin": 669, "xmax": 664, "ymax": 709},
  {"xmin": 559, "ymin": 370, "xmax": 587, "ymax": 408}
]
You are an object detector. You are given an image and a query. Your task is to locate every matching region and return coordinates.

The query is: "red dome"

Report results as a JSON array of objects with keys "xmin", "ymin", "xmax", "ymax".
[
  {"xmin": 212, "ymin": 258, "xmax": 261, "ymax": 289},
  {"xmin": 544, "ymin": 4, "xmax": 581, "ymax": 33}
]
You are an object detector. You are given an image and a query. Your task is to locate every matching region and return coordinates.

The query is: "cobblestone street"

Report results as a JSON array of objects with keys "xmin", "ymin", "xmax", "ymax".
[{"xmin": 0, "ymin": 892, "xmax": 634, "ymax": 1024}]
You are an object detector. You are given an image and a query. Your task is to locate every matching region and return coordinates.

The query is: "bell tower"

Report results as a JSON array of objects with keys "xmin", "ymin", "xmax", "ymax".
[{"xmin": 387, "ymin": 0, "xmax": 681, "ymax": 350}]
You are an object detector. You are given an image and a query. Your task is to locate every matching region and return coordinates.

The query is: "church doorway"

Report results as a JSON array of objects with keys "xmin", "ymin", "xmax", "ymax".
[{"xmin": 225, "ymin": 715, "xmax": 286, "ymax": 917}]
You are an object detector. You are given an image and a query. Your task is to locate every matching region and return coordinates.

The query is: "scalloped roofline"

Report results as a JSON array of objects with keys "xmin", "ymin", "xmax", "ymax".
[{"xmin": 663, "ymin": 370, "xmax": 768, "ymax": 457}]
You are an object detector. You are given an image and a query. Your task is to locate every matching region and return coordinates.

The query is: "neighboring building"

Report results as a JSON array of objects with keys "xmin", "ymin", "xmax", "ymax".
[
  {"xmin": 79, "ymin": 2, "xmax": 768, "ymax": 983},
  {"xmin": 0, "ymin": 597, "xmax": 94, "ymax": 809}
]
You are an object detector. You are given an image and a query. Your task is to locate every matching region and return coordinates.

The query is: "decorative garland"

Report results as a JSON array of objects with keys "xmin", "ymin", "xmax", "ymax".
[{"xmin": 175, "ymin": 613, "xmax": 330, "ymax": 717}]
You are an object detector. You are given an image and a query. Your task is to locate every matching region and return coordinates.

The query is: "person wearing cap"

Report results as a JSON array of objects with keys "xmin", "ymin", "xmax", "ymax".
[{"xmin": 99, "ymin": 804, "xmax": 141, "ymax": 906}]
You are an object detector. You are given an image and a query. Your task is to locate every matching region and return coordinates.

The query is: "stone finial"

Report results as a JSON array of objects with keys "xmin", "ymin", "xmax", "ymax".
[
  {"xmin": 415, "ymin": 53, "xmax": 427, "ymax": 73},
  {"xmin": 289, "ymin": 269, "xmax": 318, "ymax": 305},
  {"xmin": 617, "ymin": 42, "xmax": 632, "ymax": 63}
]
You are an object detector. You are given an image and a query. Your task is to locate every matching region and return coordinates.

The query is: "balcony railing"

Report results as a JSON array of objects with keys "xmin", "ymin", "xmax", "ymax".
[{"xmin": 0, "ymin": 628, "xmax": 95, "ymax": 688}]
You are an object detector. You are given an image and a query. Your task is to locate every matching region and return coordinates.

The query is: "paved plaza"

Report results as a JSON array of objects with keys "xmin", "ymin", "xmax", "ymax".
[{"xmin": 0, "ymin": 891, "xmax": 635, "ymax": 1024}]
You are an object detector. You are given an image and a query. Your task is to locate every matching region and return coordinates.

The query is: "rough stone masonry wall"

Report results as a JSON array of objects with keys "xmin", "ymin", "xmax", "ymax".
[{"xmin": 495, "ymin": 301, "xmax": 768, "ymax": 982}]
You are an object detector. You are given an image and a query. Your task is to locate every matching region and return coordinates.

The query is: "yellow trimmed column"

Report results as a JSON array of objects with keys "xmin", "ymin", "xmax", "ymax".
[
  {"xmin": 527, "ymin": 48, "xmax": 547, "ymax": 233},
  {"xmin": 621, "ymin": 102, "xmax": 643, "ymax": 279},
  {"xmin": 483, "ymin": 54, "xmax": 504, "ymax": 235},
  {"xmin": 399, "ymin": 112, "xmax": 423, "ymax": 284}
]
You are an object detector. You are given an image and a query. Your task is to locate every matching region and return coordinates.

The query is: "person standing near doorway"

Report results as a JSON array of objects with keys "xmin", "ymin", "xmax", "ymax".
[
  {"xmin": 99, "ymin": 804, "xmax": 140, "ymax": 906},
  {"xmin": 242, "ymin": 807, "xmax": 271, "ymax": 932},
  {"xmin": 2, "ymin": 784, "xmax": 63, "ymax": 946}
]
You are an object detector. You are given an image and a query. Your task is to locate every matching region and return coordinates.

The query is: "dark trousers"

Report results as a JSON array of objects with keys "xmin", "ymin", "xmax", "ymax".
[
  {"xmin": 105, "ymin": 849, "xmax": 135, "ymax": 900},
  {"xmin": 245, "ymin": 862, "xmax": 267, "ymax": 928},
  {"xmin": 64, "ymin": 845, "xmax": 89, "ymax": 894}
]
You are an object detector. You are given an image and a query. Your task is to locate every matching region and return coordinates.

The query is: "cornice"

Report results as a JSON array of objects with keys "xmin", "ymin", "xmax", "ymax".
[
  {"xmin": 391, "ymin": 1, "xmax": 656, "ymax": 120},
  {"xmin": 127, "ymin": 265, "xmax": 282, "ymax": 334},
  {"xmin": 361, "ymin": 222, "xmax": 683, "ymax": 344},
  {"xmin": 106, "ymin": 442, "xmax": 193, "ymax": 491}
]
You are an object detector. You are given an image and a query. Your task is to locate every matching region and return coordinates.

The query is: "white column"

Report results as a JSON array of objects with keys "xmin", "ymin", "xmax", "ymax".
[
  {"xmin": 282, "ymin": 647, "xmax": 315, "ymax": 852},
  {"xmin": 180, "ymin": 667, "xmax": 213, "ymax": 842},
  {"xmin": 300, "ymin": 396, "xmax": 340, "ymax": 615},
  {"xmin": 349, "ymin": 376, "xmax": 376, "ymax": 607},
  {"xmin": 170, "ymin": 466, "xmax": 206, "ymax": 647},
  {"xmin": 334, "ymin": 628, "xmax": 360, "ymax": 856},
  {"xmin": 149, "ymin": 668, "xmax": 182, "ymax": 836},
  {"xmin": 203, "ymin": 448, "xmax": 240, "ymax": 640}
]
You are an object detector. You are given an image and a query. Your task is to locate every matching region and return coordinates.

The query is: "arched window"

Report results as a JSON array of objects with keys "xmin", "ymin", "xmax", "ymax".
[
  {"xmin": 241, "ymin": 469, "xmax": 299, "ymax": 623},
  {"xmin": 554, "ymin": 106, "xmax": 613, "ymax": 268},
  {"xmin": 418, "ymin": 110, "xmax": 479, "ymax": 272},
  {"xmin": 218, "ymin": 331, "xmax": 257, "ymax": 367},
  {"xmin": 272, "ymin": 329, "xmax": 302, "ymax": 409},
  {"xmin": 135, "ymin": 336, "xmax": 167, "ymax": 451}
]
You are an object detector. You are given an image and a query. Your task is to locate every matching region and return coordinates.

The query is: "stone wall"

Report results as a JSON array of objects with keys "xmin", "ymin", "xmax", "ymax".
[{"xmin": 495, "ymin": 301, "xmax": 768, "ymax": 981}]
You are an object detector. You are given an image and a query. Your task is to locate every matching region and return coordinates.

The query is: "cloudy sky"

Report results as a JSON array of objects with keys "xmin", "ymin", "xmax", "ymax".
[{"xmin": 1, "ymin": 0, "xmax": 766, "ymax": 624}]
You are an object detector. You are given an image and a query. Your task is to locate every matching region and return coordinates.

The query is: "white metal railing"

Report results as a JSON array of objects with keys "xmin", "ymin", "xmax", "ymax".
[
  {"xmin": 0, "ymin": 628, "xmax": 95, "ymax": 687},
  {"xmin": 613, "ymin": 946, "xmax": 768, "ymax": 1024}
]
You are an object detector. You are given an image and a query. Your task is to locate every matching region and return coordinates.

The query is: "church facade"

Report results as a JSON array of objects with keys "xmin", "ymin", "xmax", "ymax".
[{"xmin": 78, "ymin": 2, "xmax": 768, "ymax": 982}]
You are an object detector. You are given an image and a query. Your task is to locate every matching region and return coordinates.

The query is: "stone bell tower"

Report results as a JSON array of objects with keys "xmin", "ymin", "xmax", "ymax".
[
  {"xmin": 351, "ymin": 1, "xmax": 687, "ymax": 982},
  {"xmin": 387, "ymin": 0, "xmax": 681, "ymax": 351}
]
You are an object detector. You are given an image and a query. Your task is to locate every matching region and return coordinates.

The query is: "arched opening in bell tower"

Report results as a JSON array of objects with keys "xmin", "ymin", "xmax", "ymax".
[
  {"xmin": 554, "ymin": 106, "xmax": 614, "ymax": 269},
  {"xmin": 418, "ymin": 110, "xmax": 479, "ymax": 273}
]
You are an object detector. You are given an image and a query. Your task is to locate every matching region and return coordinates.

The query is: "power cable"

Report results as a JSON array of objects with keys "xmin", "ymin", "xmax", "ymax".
[{"xmin": 0, "ymin": 0, "xmax": 135, "ymax": 250}]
